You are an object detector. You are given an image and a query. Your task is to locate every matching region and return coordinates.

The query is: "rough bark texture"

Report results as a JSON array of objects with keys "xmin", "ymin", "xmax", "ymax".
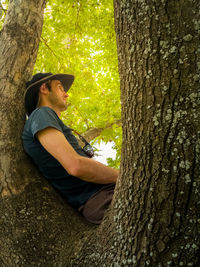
[
  {"xmin": 0, "ymin": 1, "xmax": 96, "ymax": 266},
  {"xmin": 0, "ymin": 0, "xmax": 200, "ymax": 266},
  {"xmin": 112, "ymin": 0, "xmax": 200, "ymax": 266},
  {"xmin": 69, "ymin": 0, "xmax": 200, "ymax": 266},
  {"xmin": 0, "ymin": 0, "xmax": 45, "ymax": 196}
]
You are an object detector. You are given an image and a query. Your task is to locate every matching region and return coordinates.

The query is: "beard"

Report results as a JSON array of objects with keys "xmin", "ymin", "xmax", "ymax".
[{"xmin": 48, "ymin": 93, "xmax": 68, "ymax": 112}]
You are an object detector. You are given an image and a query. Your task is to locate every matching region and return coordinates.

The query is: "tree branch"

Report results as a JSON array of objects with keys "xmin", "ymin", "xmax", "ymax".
[
  {"xmin": 41, "ymin": 36, "xmax": 60, "ymax": 59},
  {"xmin": 40, "ymin": 36, "xmax": 69, "ymax": 72},
  {"xmin": 82, "ymin": 119, "xmax": 121, "ymax": 143}
]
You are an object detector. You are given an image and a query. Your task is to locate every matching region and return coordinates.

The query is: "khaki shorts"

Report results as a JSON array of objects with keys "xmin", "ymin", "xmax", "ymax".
[{"xmin": 78, "ymin": 183, "xmax": 115, "ymax": 224}]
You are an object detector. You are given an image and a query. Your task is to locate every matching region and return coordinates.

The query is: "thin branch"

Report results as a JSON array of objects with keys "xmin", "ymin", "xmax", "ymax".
[
  {"xmin": 40, "ymin": 36, "xmax": 68, "ymax": 72},
  {"xmin": 41, "ymin": 36, "xmax": 59, "ymax": 59},
  {"xmin": 74, "ymin": 106, "xmax": 90, "ymax": 129},
  {"xmin": 0, "ymin": 1, "xmax": 7, "ymax": 15},
  {"xmin": 73, "ymin": 0, "xmax": 82, "ymax": 36}
]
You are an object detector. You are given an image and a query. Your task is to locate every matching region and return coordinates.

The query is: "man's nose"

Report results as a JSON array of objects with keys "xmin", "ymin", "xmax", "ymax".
[{"xmin": 64, "ymin": 92, "xmax": 69, "ymax": 98}]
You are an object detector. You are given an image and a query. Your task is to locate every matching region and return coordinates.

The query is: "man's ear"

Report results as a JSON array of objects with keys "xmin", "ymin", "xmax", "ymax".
[{"xmin": 39, "ymin": 83, "xmax": 49, "ymax": 95}]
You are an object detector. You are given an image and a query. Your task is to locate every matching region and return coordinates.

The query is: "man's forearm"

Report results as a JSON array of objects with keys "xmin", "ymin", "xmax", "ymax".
[
  {"xmin": 70, "ymin": 156, "xmax": 119, "ymax": 184},
  {"xmin": 36, "ymin": 128, "xmax": 119, "ymax": 184}
]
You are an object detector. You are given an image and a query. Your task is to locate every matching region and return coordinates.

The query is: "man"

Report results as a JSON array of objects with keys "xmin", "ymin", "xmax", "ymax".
[{"xmin": 22, "ymin": 72, "xmax": 119, "ymax": 224}]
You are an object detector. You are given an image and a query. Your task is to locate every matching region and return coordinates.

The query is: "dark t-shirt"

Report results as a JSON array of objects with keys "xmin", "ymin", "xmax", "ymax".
[{"xmin": 22, "ymin": 107, "xmax": 103, "ymax": 209}]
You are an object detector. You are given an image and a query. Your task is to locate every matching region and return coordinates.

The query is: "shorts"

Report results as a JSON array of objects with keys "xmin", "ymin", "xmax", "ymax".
[{"xmin": 78, "ymin": 183, "xmax": 115, "ymax": 225}]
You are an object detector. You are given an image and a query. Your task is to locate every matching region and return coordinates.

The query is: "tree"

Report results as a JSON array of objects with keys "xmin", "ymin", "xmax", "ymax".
[{"xmin": 0, "ymin": 0, "xmax": 199, "ymax": 267}]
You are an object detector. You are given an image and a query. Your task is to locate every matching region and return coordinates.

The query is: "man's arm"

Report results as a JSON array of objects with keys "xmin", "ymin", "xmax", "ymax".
[{"xmin": 36, "ymin": 127, "xmax": 119, "ymax": 184}]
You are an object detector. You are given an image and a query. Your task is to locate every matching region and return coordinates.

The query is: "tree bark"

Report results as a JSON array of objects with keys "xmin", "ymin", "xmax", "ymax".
[
  {"xmin": 0, "ymin": 0, "xmax": 45, "ymax": 196},
  {"xmin": 0, "ymin": 1, "xmax": 96, "ymax": 266},
  {"xmin": 69, "ymin": 0, "xmax": 200, "ymax": 266},
  {"xmin": 111, "ymin": 0, "xmax": 200, "ymax": 266}
]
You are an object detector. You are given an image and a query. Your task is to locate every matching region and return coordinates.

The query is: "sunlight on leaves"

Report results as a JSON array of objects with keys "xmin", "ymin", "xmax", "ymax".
[{"xmin": 36, "ymin": 1, "xmax": 122, "ymax": 167}]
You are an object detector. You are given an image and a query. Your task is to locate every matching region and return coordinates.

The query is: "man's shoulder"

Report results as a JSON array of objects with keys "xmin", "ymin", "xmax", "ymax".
[
  {"xmin": 26, "ymin": 107, "xmax": 60, "ymax": 127},
  {"xmin": 30, "ymin": 106, "xmax": 58, "ymax": 119},
  {"xmin": 23, "ymin": 107, "xmax": 62, "ymax": 137}
]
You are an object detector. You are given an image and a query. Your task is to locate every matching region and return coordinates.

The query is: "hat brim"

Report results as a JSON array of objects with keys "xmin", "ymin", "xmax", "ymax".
[
  {"xmin": 47, "ymin": 73, "xmax": 74, "ymax": 92},
  {"xmin": 24, "ymin": 73, "xmax": 74, "ymax": 116}
]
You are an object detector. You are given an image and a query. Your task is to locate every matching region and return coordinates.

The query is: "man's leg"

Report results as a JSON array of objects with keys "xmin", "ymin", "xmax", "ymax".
[{"xmin": 78, "ymin": 183, "xmax": 115, "ymax": 224}]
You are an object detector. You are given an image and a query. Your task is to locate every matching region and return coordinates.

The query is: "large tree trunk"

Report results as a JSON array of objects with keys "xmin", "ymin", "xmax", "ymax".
[
  {"xmin": 69, "ymin": 0, "xmax": 200, "ymax": 266},
  {"xmin": 112, "ymin": 0, "xmax": 200, "ymax": 265},
  {"xmin": 0, "ymin": 0, "xmax": 199, "ymax": 266},
  {"xmin": 0, "ymin": 1, "xmax": 95, "ymax": 266}
]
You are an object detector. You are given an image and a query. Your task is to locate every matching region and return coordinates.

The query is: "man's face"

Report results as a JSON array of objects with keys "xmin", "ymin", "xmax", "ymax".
[{"xmin": 46, "ymin": 80, "xmax": 69, "ymax": 112}]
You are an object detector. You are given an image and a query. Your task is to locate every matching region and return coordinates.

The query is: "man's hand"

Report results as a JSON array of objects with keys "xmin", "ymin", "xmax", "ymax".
[{"xmin": 36, "ymin": 127, "xmax": 119, "ymax": 184}]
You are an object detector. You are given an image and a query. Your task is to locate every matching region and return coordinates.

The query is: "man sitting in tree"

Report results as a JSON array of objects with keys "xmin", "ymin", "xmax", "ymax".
[{"xmin": 22, "ymin": 73, "xmax": 118, "ymax": 224}]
